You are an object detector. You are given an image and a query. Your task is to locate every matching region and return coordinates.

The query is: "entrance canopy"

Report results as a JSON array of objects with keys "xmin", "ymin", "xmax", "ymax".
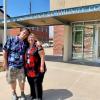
[{"xmin": 0, "ymin": 4, "xmax": 100, "ymax": 28}]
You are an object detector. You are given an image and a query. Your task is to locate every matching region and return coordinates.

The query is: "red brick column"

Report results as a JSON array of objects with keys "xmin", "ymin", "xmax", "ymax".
[{"xmin": 53, "ymin": 25, "xmax": 64, "ymax": 56}]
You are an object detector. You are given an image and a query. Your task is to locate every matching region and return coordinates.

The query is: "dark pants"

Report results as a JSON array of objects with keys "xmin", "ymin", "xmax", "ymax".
[{"xmin": 27, "ymin": 73, "xmax": 45, "ymax": 100}]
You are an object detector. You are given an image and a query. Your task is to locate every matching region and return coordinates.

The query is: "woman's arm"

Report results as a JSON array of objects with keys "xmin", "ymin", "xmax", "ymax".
[
  {"xmin": 35, "ymin": 40, "xmax": 45, "ymax": 72},
  {"xmin": 38, "ymin": 48, "xmax": 45, "ymax": 73}
]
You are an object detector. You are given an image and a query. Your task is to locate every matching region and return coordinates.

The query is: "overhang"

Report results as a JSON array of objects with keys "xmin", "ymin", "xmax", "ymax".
[{"xmin": 0, "ymin": 4, "xmax": 100, "ymax": 28}]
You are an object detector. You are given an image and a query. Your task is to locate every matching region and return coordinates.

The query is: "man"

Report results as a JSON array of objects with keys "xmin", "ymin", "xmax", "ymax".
[{"xmin": 3, "ymin": 28, "xmax": 30, "ymax": 100}]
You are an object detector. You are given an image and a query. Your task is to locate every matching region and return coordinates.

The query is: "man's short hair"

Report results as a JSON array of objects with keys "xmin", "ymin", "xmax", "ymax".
[{"xmin": 20, "ymin": 27, "xmax": 31, "ymax": 34}]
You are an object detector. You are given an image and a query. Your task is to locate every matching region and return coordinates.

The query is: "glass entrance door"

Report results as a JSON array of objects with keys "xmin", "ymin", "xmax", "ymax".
[
  {"xmin": 83, "ymin": 25, "xmax": 95, "ymax": 60},
  {"xmin": 72, "ymin": 24, "xmax": 83, "ymax": 59},
  {"xmin": 72, "ymin": 23, "xmax": 95, "ymax": 60}
]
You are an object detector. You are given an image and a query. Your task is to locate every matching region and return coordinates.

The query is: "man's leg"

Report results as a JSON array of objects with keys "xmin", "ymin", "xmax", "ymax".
[
  {"xmin": 6, "ymin": 67, "xmax": 18, "ymax": 100},
  {"xmin": 11, "ymin": 82, "xmax": 18, "ymax": 100},
  {"xmin": 19, "ymin": 80, "xmax": 25, "ymax": 96},
  {"xmin": 17, "ymin": 68, "xmax": 26, "ymax": 100},
  {"xmin": 11, "ymin": 81, "xmax": 16, "ymax": 93}
]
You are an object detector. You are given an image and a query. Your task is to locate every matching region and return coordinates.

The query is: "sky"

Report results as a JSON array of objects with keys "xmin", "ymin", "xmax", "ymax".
[
  {"xmin": 0, "ymin": 0, "xmax": 53, "ymax": 38},
  {"xmin": 0, "ymin": 0, "xmax": 50, "ymax": 17}
]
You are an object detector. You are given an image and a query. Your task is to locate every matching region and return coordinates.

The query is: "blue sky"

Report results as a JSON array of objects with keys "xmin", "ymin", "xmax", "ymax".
[{"xmin": 0, "ymin": 0, "xmax": 50, "ymax": 17}]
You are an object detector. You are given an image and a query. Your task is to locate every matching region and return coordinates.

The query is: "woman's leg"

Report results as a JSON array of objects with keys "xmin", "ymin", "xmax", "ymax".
[
  {"xmin": 36, "ymin": 73, "xmax": 45, "ymax": 100},
  {"xmin": 27, "ymin": 77, "xmax": 36, "ymax": 99}
]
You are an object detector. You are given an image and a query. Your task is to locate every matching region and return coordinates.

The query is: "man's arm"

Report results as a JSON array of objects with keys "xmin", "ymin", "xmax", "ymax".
[
  {"xmin": 3, "ymin": 50, "xmax": 8, "ymax": 70},
  {"xmin": 3, "ymin": 37, "xmax": 12, "ymax": 70}
]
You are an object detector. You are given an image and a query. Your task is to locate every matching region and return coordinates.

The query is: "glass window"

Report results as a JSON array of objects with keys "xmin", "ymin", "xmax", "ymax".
[
  {"xmin": 73, "ymin": 31, "xmax": 82, "ymax": 44},
  {"xmin": 74, "ymin": 25, "xmax": 84, "ymax": 31}
]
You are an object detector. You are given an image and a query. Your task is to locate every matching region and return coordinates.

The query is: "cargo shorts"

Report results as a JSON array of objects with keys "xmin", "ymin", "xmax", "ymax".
[{"xmin": 6, "ymin": 67, "xmax": 25, "ymax": 84}]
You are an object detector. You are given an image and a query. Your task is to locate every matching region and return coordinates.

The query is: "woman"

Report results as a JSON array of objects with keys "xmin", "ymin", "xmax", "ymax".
[{"xmin": 25, "ymin": 33, "xmax": 46, "ymax": 100}]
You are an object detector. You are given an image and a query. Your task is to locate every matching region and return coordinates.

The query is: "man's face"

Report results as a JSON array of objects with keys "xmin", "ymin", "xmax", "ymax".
[{"xmin": 20, "ymin": 29, "xmax": 30, "ymax": 40}]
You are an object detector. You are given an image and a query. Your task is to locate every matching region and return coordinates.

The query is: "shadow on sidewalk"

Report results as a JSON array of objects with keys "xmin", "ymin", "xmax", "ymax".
[
  {"xmin": 25, "ymin": 89, "xmax": 73, "ymax": 100},
  {"xmin": 43, "ymin": 89, "xmax": 73, "ymax": 100},
  {"xmin": 45, "ymin": 55, "xmax": 63, "ymax": 62},
  {"xmin": 45, "ymin": 55, "xmax": 100, "ymax": 67}
]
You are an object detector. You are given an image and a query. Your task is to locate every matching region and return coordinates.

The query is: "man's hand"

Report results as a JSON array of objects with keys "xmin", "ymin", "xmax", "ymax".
[
  {"xmin": 3, "ymin": 50, "xmax": 8, "ymax": 71},
  {"xmin": 3, "ymin": 63, "xmax": 8, "ymax": 70}
]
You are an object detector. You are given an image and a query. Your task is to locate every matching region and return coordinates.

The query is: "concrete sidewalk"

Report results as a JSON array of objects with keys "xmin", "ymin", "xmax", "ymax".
[{"xmin": 0, "ymin": 60, "xmax": 100, "ymax": 100}]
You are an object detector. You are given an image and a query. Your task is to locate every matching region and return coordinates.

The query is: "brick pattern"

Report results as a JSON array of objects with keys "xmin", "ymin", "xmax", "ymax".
[
  {"xmin": 31, "ymin": 26, "xmax": 49, "ymax": 43},
  {"xmin": 0, "ymin": 9, "xmax": 49, "ymax": 43},
  {"xmin": 84, "ymin": 27, "xmax": 93, "ymax": 58},
  {"xmin": 0, "ymin": 10, "xmax": 10, "ymax": 44},
  {"xmin": 9, "ymin": 26, "xmax": 49, "ymax": 43},
  {"xmin": 73, "ymin": 27, "xmax": 94, "ymax": 58},
  {"xmin": 53, "ymin": 25, "xmax": 64, "ymax": 56},
  {"xmin": 8, "ymin": 28, "xmax": 20, "ymax": 36}
]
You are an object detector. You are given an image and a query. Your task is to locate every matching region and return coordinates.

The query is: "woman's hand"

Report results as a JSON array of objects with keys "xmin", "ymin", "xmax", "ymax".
[
  {"xmin": 3, "ymin": 62, "xmax": 8, "ymax": 70},
  {"xmin": 40, "ymin": 66, "xmax": 44, "ymax": 73}
]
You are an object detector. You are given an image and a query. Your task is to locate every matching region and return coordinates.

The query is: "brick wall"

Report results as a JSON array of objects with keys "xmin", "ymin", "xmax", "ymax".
[
  {"xmin": 0, "ymin": 10, "xmax": 10, "ymax": 44},
  {"xmin": 9, "ymin": 26, "xmax": 49, "ymax": 43},
  {"xmin": 8, "ymin": 28, "xmax": 20, "ymax": 36},
  {"xmin": 31, "ymin": 27, "xmax": 49, "ymax": 43},
  {"xmin": 53, "ymin": 25, "xmax": 64, "ymax": 56}
]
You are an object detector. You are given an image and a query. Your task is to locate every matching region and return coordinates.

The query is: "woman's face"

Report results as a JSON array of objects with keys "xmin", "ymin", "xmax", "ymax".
[{"xmin": 28, "ymin": 34, "xmax": 36, "ymax": 44}]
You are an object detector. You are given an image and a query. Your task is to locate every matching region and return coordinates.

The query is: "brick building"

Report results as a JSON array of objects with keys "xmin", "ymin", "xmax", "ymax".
[
  {"xmin": 50, "ymin": 0, "xmax": 100, "ymax": 62},
  {"xmin": 0, "ymin": 0, "xmax": 100, "ymax": 62},
  {"xmin": 9, "ymin": 26, "xmax": 49, "ymax": 43},
  {"xmin": 0, "ymin": 9, "xmax": 10, "ymax": 46},
  {"xmin": 53, "ymin": 25, "xmax": 64, "ymax": 56},
  {"xmin": 0, "ymin": 9, "xmax": 49, "ymax": 46}
]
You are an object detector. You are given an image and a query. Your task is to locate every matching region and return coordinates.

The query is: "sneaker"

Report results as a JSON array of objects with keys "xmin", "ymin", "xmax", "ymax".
[
  {"xmin": 32, "ymin": 99, "xmax": 41, "ymax": 100},
  {"xmin": 20, "ymin": 94, "xmax": 26, "ymax": 100},
  {"xmin": 12, "ymin": 93, "xmax": 18, "ymax": 100}
]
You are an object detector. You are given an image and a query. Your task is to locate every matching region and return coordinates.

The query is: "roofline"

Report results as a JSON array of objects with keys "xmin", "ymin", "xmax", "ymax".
[
  {"xmin": 0, "ymin": 3, "xmax": 100, "ymax": 23},
  {"xmin": 0, "ymin": 9, "xmax": 10, "ymax": 18}
]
